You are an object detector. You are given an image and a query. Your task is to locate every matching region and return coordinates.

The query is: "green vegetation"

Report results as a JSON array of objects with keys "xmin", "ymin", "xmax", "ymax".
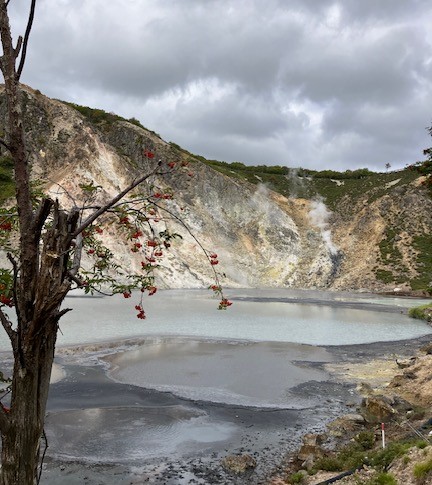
[
  {"xmin": 375, "ymin": 227, "xmax": 409, "ymax": 286},
  {"xmin": 409, "ymin": 303, "xmax": 432, "ymax": 322},
  {"xmin": 63, "ymin": 102, "xmax": 160, "ymax": 137},
  {"xmin": 354, "ymin": 430, "xmax": 376, "ymax": 450},
  {"xmin": 411, "ymin": 234, "xmax": 432, "ymax": 291},
  {"xmin": 375, "ymin": 269, "xmax": 395, "ymax": 284},
  {"xmin": 413, "ymin": 457, "xmax": 432, "ymax": 481},
  {"xmin": 313, "ymin": 438, "xmax": 422, "ymax": 475},
  {"xmin": 188, "ymin": 153, "xmax": 420, "ymax": 211},
  {"xmin": 363, "ymin": 472, "xmax": 397, "ymax": 485},
  {"xmin": 289, "ymin": 471, "xmax": 306, "ymax": 483}
]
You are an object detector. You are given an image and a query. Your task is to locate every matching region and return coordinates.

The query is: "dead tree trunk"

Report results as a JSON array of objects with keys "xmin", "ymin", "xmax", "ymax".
[{"xmin": 1, "ymin": 205, "xmax": 77, "ymax": 485}]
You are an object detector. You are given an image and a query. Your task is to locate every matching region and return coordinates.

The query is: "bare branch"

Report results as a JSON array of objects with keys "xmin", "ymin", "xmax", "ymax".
[
  {"xmin": 16, "ymin": 0, "xmax": 36, "ymax": 80},
  {"xmin": 13, "ymin": 34, "xmax": 22, "ymax": 59},
  {"xmin": 0, "ymin": 306, "xmax": 16, "ymax": 348},
  {"xmin": 46, "ymin": 178, "xmax": 78, "ymax": 207},
  {"xmin": 0, "ymin": 136, "xmax": 10, "ymax": 151},
  {"xmin": 153, "ymin": 202, "xmax": 223, "ymax": 288},
  {"xmin": 69, "ymin": 234, "xmax": 83, "ymax": 276},
  {"xmin": 66, "ymin": 270, "xmax": 84, "ymax": 287},
  {"xmin": 55, "ymin": 308, "xmax": 72, "ymax": 321},
  {"xmin": 6, "ymin": 252, "xmax": 21, "ymax": 325},
  {"xmin": 70, "ymin": 161, "xmax": 162, "ymax": 239},
  {"xmin": 33, "ymin": 197, "xmax": 53, "ymax": 235},
  {"xmin": 37, "ymin": 429, "xmax": 48, "ymax": 485}
]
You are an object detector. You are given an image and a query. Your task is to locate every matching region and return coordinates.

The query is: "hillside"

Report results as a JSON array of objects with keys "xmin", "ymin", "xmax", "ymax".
[{"xmin": 0, "ymin": 86, "xmax": 431, "ymax": 293}]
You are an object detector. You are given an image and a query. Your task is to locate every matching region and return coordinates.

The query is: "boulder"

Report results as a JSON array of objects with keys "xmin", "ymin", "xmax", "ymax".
[
  {"xmin": 327, "ymin": 413, "xmax": 365, "ymax": 437},
  {"xmin": 361, "ymin": 396, "xmax": 396, "ymax": 423},
  {"xmin": 297, "ymin": 433, "xmax": 325, "ymax": 469},
  {"xmin": 221, "ymin": 454, "xmax": 256, "ymax": 474},
  {"xmin": 396, "ymin": 357, "xmax": 416, "ymax": 369},
  {"xmin": 420, "ymin": 342, "xmax": 432, "ymax": 355}
]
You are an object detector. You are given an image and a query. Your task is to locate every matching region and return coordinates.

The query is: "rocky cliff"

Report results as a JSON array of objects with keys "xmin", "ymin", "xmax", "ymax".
[{"xmin": 0, "ymin": 86, "xmax": 431, "ymax": 293}]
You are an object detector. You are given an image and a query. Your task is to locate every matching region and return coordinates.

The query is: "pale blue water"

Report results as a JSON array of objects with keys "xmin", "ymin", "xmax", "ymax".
[
  {"xmin": 0, "ymin": 289, "xmax": 430, "ymax": 351},
  {"xmin": 23, "ymin": 289, "xmax": 432, "ymax": 470}
]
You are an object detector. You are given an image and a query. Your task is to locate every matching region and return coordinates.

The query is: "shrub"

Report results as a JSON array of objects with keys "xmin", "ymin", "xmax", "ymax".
[
  {"xmin": 289, "ymin": 471, "xmax": 306, "ymax": 483},
  {"xmin": 409, "ymin": 304, "xmax": 432, "ymax": 323},
  {"xmin": 313, "ymin": 456, "xmax": 344, "ymax": 472},
  {"xmin": 355, "ymin": 431, "xmax": 375, "ymax": 450},
  {"xmin": 413, "ymin": 457, "xmax": 432, "ymax": 481},
  {"xmin": 369, "ymin": 442, "xmax": 410, "ymax": 470},
  {"xmin": 365, "ymin": 472, "xmax": 397, "ymax": 485}
]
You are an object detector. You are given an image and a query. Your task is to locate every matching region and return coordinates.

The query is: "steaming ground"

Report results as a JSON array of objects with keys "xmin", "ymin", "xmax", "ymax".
[{"xmin": 308, "ymin": 197, "xmax": 339, "ymax": 256}]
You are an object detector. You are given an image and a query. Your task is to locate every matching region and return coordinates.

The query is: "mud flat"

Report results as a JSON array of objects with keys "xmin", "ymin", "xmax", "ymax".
[{"xmin": 37, "ymin": 331, "xmax": 432, "ymax": 485}]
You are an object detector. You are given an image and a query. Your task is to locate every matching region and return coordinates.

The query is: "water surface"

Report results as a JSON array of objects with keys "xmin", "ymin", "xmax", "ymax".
[{"xmin": 1, "ymin": 289, "xmax": 430, "ymax": 351}]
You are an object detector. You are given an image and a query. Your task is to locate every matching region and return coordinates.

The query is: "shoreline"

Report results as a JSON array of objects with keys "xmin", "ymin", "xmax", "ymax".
[{"xmin": 37, "ymin": 332, "xmax": 432, "ymax": 484}]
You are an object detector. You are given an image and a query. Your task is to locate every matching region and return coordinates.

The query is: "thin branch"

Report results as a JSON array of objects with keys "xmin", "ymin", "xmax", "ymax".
[
  {"xmin": 66, "ymin": 270, "xmax": 84, "ymax": 287},
  {"xmin": 0, "ymin": 306, "xmax": 16, "ymax": 347},
  {"xmin": 36, "ymin": 429, "xmax": 48, "ymax": 485},
  {"xmin": 6, "ymin": 251, "xmax": 19, "ymax": 313},
  {"xmin": 16, "ymin": 0, "xmax": 36, "ymax": 80},
  {"xmin": 46, "ymin": 178, "xmax": 78, "ymax": 207},
  {"xmin": 70, "ymin": 161, "xmax": 162, "ymax": 240},
  {"xmin": 13, "ymin": 34, "xmax": 22, "ymax": 59},
  {"xmin": 54, "ymin": 308, "xmax": 72, "ymax": 321},
  {"xmin": 153, "ymin": 202, "xmax": 223, "ymax": 288},
  {"xmin": 33, "ymin": 197, "xmax": 53, "ymax": 235},
  {"xmin": 69, "ymin": 233, "xmax": 83, "ymax": 276},
  {"xmin": 0, "ymin": 136, "xmax": 10, "ymax": 151}
]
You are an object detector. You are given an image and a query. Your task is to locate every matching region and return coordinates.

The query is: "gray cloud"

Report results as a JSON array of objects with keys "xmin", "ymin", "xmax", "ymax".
[{"xmin": 6, "ymin": 0, "xmax": 432, "ymax": 171}]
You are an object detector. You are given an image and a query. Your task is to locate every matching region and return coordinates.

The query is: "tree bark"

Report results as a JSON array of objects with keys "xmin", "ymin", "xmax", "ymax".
[
  {"xmin": 1, "ymin": 328, "xmax": 56, "ymax": 485},
  {"xmin": 0, "ymin": 204, "xmax": 73, "ymax": 485}
]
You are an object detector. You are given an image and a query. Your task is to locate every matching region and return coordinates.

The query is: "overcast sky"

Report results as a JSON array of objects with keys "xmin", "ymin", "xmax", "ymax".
[{"xmin": 8, "ymin": 0, "xmax": 432, "ymax": 171}]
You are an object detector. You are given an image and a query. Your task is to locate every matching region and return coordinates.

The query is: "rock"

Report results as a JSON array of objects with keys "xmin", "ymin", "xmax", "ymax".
[
  {"xmin": 396, "ymin": 357, "xmax": 416, "ymax": 369},
  {"xmin": 361, "ymin": 396, "xmax": 396, "ymax": 423},
  {"xmin": 342, "ymin": 413, "xmax": 366, "ymax": 423},
  {"xmin": 357, "ymin": 382, "xmax": 374, "ymax": 396},
  {"xmin": 420, "ymin": 342, "xmax": 432, "ymax": 355},
  {"xmin": 221, "ymin": 454, "xmax": 256, "ymax": 474},
  {"xmin": 389, "ymin": 375, "xmax": 405, "ymax": 387},
  {"xmin": 327, "ymin": 413, "xmax": 365, "ymax": 437},
  {"xmin": 297, "ymin": 433, "xmax": 325, "ymax": 469}
]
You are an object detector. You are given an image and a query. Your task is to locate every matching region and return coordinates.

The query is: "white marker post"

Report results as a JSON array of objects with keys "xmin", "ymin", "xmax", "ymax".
[{"xmin": 381, "ymin": 422, "xmax": 386, "ymax": 449}]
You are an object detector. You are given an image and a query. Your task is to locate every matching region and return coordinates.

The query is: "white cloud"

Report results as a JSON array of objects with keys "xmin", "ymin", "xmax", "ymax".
[{"xmin": 5, "ymin": 0, "xmax": 432, "ymax": 171}]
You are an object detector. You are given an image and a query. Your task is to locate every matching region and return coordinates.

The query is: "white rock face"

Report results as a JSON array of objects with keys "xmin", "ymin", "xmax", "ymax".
[{"xmin": 2, "ymin": 88, "xmax": 341, "ymax": 290}]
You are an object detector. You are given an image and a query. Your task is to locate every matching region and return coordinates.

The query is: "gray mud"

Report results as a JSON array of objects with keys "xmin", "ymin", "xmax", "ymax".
[
  {"xmin": 38, "ymin": 333, "xmax": 432, "ymax": 484},
  {"xmin": 41, "ymin": 348, "xmax": 355, "ymax": 484}
]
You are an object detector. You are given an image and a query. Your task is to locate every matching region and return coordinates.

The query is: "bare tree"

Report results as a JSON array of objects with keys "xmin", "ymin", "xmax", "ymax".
[{"xmin": 0, "ymin": 2, "xmax": 228, "ymax": 483}]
